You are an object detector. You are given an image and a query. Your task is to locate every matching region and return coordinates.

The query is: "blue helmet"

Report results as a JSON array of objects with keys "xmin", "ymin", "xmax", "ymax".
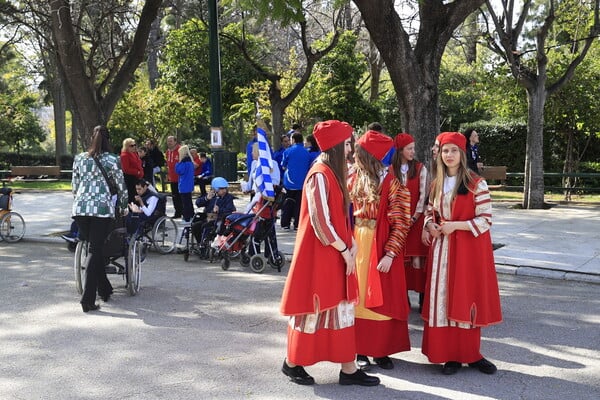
[{"xmin": 211, "ymin": 177, "xmax": 229, "ymax": 190}]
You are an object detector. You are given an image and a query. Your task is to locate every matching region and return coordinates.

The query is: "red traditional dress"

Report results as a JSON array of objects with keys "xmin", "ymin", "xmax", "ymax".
[
  {"xmin": 280, "ymin": 162, "xmax": 358, "ymax": 366},
  {"xmin": 421, "ymin": 175, "xmax": 503, "ymax": 363},
  {"xmin": 351, "ymin": 170, "xmax": 412, "ymax": 357},
  {"xmin": 396, "ymin": 162, "xmax": 429, "ymax": 292}
]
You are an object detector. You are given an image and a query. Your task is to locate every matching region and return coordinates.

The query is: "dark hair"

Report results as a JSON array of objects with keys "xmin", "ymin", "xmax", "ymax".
[
  {"xmin": 321, "ymin": 140, "xmax": 350, "ymax": 212},
  {"xmin": 139, "ymin": 146, "xmax": 148, "ymax": 153},
  {"xmin": 367, "ymin": 122, "xmax": 384, "ymax": 132},
  {"xmin": 200, "ymin": 152, "xmax": 207, "ymax": 157},
  {"xmin": 463, "ymin": 128, "xmax": 474, "ymax": 141},
  {"xmin": 305, "ymin": 134, "xmax": 318, "ymax": 150},
  {"xmin": 291, "ymin": 123, "xmax": 302, "ymax": 130},
  {"xmin": 291, "ymin": 132, "xmax": 303, "ymax": 144},
  {"xmin": 136, "ymin": 179, "xmax": 149, "ymax": 187},
  {"xmin": 87, "ymin": 125, "xmax": 112, "ymax": 157}
]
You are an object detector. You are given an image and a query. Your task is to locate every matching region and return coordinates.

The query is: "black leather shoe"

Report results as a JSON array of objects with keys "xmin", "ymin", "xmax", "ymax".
[
  {"xmin": 373, "ymin": 356, "xmax": 394, "ymax": 370},
  {"xmin": 442, "ymin": 361, "xmax": 462, "ymax": 375},
  {"xmin": 468, "ymin": 358, "xmax": 497, "ymax": 374},
  {"xmin": 282, "ymin": 360, "xmax": 315, "ymax": 385},
  {"xmin": 356, "ymin": 354, "xmax": 371, "ymax": 370},
  {"xmin": 100, "ymin": 294, "xmax": 111, "ymax": 302},
  {"xmin": 339, "ymin": 369, "xmax": 380, "ymax": 386},
  {"xmin": 81, "ymin": 303, "xmax": 100, "ymax": 313}
]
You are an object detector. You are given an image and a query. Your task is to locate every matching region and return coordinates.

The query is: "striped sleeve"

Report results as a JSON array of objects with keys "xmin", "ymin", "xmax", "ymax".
[
  {"xmin": 306, "ymin": 172, "xmax": 342, "ymax": 246},
  {"xmin": 416, "ymin": 164, "xmax": 428, "ymax": 213},
  {"xmin": 384, "ymin": 178, "xmax": 411, "ymax": 256},
  {"xmin": 468, "ymin": 179, "xmax": 492, "ymax": 237}
]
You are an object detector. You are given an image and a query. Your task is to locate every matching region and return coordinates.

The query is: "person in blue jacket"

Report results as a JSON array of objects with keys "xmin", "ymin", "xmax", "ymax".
[
  {"xmin": 281, "ymin": 132, "xmax": 311, "ymax": 230},
  {"xmin": 175, "ymin": 145, "xmax": 195, "ymax": 223},
  {"xmin": 196, "ymin": 152, "xmax": 213, "ymax": 197}
]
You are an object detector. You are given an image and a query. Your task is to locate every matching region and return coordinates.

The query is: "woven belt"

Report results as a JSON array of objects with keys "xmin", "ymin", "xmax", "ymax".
[{"xmin": 354, "ymin": 217, "xmax": 376, "ymax": 228}]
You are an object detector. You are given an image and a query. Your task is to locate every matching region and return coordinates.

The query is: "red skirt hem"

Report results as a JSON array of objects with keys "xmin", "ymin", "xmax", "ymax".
[
  {"xmin": 421, "ymin": 325, "xmax": 482, "ymax": 364},
  {"xmin": 355, "ymin": 318, "xmax": 410, "ymax": 357},
  {"xmin": 287, "ymin": 325, "xmax": 356, "ymax": 366}
]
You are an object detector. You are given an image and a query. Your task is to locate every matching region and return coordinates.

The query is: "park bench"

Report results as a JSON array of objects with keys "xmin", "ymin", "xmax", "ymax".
[
  {"xmin": 1, "ymin": 166, "xmax": 62, "ymax": 187},
  {"xmin": 480, "ymin": 165, "xmax": 507, "ymax": 188}
]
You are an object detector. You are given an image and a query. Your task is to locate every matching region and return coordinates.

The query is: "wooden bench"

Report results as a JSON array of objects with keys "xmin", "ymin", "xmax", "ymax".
[
  {"xmin": 480, "ymin": 166, "xmax": 507, "ymax": 187},
  {"xmin": 2, "ymin": 166, "xmax": 62, "ymax": 185}
]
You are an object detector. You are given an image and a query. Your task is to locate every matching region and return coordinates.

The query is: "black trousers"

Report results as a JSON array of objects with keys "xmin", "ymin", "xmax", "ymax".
[
  {"xmin": 74, "ymin": 216, "xmax": 113, "ymax": 305},
  {"xmin": 170, "ymin": 181, "xmax": 182, "ymax": 218},
  {"xmin": 280, "ymin": 189, "xmax": 302, "ymax": 229}
]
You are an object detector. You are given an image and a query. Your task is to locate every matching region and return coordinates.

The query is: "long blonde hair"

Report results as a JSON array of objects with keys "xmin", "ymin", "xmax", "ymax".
[
  {"xmin": 350, "ymin": 145, "xmax": 384, "ymax": 208},
  {"xmin": 430, "ymin": 145, "xmax": 476, "ymax": 203}
]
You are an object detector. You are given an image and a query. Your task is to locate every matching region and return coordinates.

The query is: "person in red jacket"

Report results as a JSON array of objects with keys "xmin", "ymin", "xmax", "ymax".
[
  {"xmin": 349, "ymin": 130, "xmax": 412, "ymax": 371},
  {"xmin": 391, "ymin": 133, "xmax": 429, "ymax": 312},
  {"xmin": 421, "ymin": 132, "xmax": 502, "ymax": 375},
  {"xmin": 120, "ymin": 138, "xmax": 144, "ymax": 203},
  {"xmin": 280, "ymin": 120, "xmax": 379, "ymax": 387},
  {"xmin": 165, "ymin": 135, "xmax": 182, "ymax": 218}
]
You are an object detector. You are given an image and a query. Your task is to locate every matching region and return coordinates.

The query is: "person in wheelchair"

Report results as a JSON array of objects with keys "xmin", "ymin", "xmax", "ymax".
[
  {"xmin": 126, "ymin": 179, "xmax": 165, "ymax": 236},
  {"xmin": 191, "ymin": 177, "xmax": 236, "ymax": 254}
]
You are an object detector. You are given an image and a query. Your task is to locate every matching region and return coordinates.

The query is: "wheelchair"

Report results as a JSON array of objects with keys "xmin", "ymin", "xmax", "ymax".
[
  {"xmin": 131, "ymin": 192, "xmax": 178, "ymax": 254},
  {"xmin": 0, "ymin": 187, "xmax": 26, "ymax": 243},
  {"xmin": 180, "ymin": 212, "xmax": 225, "ymax": 262},
  {"xmin": 74, "ymin": 219, "xmax": 148, "ymax": 296}
]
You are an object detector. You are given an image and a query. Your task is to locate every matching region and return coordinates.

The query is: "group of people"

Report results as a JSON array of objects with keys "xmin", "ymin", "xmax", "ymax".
[
  {"xmin": 280, "ymin": 120, "xmax": 502, "ymax": 386},
  {"xmin": 69, "ymin": 126, "xmax": 218, "ymax": 312}
]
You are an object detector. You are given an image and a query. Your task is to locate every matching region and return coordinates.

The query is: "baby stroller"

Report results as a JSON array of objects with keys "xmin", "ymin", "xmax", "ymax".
[
  {"xmin": 240, "ymin": 189, "xmax": 286, "ymax": 273},
  {"xmin": 217, "ymin": 191, "xmax": 286, "ymax": 273}
]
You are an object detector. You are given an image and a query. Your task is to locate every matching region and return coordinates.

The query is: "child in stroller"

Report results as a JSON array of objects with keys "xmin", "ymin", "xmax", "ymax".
[
  {"xmin": 190, "ymin": 177, "xmax": 236, "ymax": 259},
  {"xmin": 217, "ymin": 189, "xmax": 286, "ymax": 273}
]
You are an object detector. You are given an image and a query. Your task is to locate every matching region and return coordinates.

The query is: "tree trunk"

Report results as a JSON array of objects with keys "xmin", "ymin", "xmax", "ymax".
[
  {"xmin": 524, "ymin": 86, "xmax": 546, "ymax": 209},
  {"xmin": 562, "ymin": 128, "xmax": 576, "ymax": 202},
  {"xmin": 148, "ymin": 12, "xmax": 163, "ymax": 89},
  {"xmin": 52, "ymin": 80, "xmax": 67, "ymax": 163},
  {"xmin": 353, "ymin": 0, "xmax": 485, "ymax": 162}
]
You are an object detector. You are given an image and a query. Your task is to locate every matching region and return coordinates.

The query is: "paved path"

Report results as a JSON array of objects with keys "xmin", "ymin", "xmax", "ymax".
[{"xmin": 6, "ymin": 190, "xmax": 600, "ymax": 284}]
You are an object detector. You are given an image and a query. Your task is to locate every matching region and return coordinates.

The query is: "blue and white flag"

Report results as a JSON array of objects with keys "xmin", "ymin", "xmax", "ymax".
[{"xmin": 255, "ymin": 126, "xmax": 276, "ymax": 201}]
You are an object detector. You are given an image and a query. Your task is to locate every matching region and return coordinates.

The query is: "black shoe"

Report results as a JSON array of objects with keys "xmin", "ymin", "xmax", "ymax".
[
  {"xmin": 282, "ymin": 360, "xmax": 315, "ymax": 385},
  {"xmin": 468, "ymin": 358, "xmax": 497, "ymax": 374},
  {"xmin": 373, "ymin": 356, "xmax": 394, "ymax": 370},
  {"xmin": 100, "ymin": 294, "xmax": 111, "ymax": 302},
  {"xmin": 442, "ymin": 361, "xmax": 462, "ymax": 375},
  {"xmin": 81, "ymin": 303, "xmax": 100, "ymax": 313},
  {"xmin": 356, "ymin": 354, "xmax": 371, "ymax": 370},
  {"xmin": 339, "ymin": 369, "xmax": 380, "ymax": 386}
]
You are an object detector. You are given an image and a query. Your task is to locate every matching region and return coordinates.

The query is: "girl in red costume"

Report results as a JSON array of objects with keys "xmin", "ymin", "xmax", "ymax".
[
  {"xmin": 422, "ymin": 132, "xmax": 502, "ymax": 375},
  {"xmin": 349, "ymin": 130, "xmax": 412, "ymax": 371},
  {"xmin": 391, "ymin": 133, "xmax": 429, "ymax": 312},
  {"xmin": 280, "ymin": 120, "xmax": 380, "ymax": 387}
]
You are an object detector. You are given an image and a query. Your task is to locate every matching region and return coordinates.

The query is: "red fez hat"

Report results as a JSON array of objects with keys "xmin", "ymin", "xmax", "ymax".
[
  {"xmin": 313, "ymin": 120, "xmax": 353, "ymax": 151},
  {"xmin": 438, "ymin": 132, "xmax": 466, "ymax": 152},
  {"xmin": 357, "ymin": 130, "xmax": 394, "ymax": 161},
  {"xmin": 393, "ymin": 133, "xmax": 414, "ymax": 149}
]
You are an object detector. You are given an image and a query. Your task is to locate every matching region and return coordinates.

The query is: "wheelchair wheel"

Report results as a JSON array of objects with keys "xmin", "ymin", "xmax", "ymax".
[
  {"xmin": 152, "ymin": 216, "xmax": 177, "ymax": 254},
  {"xmin": 0, "ymin": 211, "xmax": 26, "ymax": 243},
  {"xmin": 221, "ymin": 254, "xmax": 230, "ymax": 271},
  {"xmin": 249, "ymin": 254, "xmax": 267, "ymax": 274},
  {"xmin": 74, "ymin": 240, "xmax": 89, "ymax": 295},
  {"xmin": 127, "ymin": 237, "xmax": 143, "ymax": 296},
  {"xmin": 240, "ymin": 251, "xmax": 250, "ymax": 268},
  {"xmin": 269, "ymin": 250, "xmax": 286, "ymax": 270}
]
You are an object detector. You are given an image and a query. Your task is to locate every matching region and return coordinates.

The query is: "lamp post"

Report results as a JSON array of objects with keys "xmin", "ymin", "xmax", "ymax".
[{"xmin": 208, "ymin": 0, "xmax": 223, "ymax": 148}]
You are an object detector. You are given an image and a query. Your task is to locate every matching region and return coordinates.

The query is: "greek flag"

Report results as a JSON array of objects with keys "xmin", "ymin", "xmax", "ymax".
[{"xmin": 256, "ymin": 126, "xmax": 276, "ymax": 201}]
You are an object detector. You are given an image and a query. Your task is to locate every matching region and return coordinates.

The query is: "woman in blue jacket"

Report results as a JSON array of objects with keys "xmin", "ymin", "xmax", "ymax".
[{"xmin": 175, "ymin": 145, "xmax": 195, "ymax": 223}]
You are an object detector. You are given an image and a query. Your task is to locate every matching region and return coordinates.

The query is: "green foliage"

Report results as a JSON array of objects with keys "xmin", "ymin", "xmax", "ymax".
[
  {"xmin": 224, "ymin": 0, "xmax": 304, "ymax": 26},
  {"xmin": 286, "ymin": 31, "xmax": 376, "ymax": 128},
  {"xmin": 0, "ymin": 47, "xmax": 45, "ymax": 153}
]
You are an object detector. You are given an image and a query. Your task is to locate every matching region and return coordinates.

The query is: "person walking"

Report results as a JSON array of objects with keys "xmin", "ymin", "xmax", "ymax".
[
  {"xmin": 71, "ymin": 125, "xmax": 128, "ymax": 312},
  {"xmin": 349, "ymin": 130, "xmax": 412, "ymax": 371},
  {"xmin": 175, "ymin": 145, "xmax": 195, "ymax": 223},
  {"xmin": 391, "ymin": 133, "xmax": 429, "ymax": 312},
  {"xmin": 421, "ymin": 131, "xmax": 502, "ymax": 375},
  {"xmin": 165, "ymin": 135, "xmax": 182, "ymax": 218},
  {"xmin": 120, "ymin": 138, "xmax": 144, "ymax": 204},
  {"xmin": 280, "ymin": 132, "xmax": 311, "ymax": 230},
  {"xmin": 280, "ymin": 120, "xmax": 380, "ymax": 387}
]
